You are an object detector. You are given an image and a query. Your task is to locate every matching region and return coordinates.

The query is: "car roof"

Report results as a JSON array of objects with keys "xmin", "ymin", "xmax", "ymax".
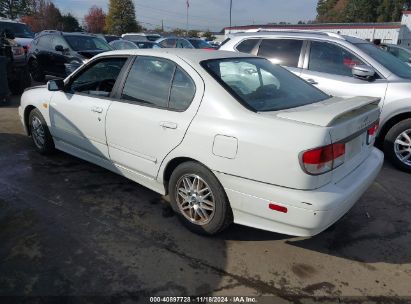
[
  {"xmin": 94, "ymin": 48, "xmax": 253, "ymax": 64},
  {"xmin": 227, "ymin": 30, "xmax": 369, "ymax": 44},
  {"xmin": 0, "ymin": 18, "xmax": 25, "ymax": 24}
]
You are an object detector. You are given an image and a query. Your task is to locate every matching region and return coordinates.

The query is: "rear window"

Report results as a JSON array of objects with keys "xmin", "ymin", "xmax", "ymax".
[
  {"xmin": 257, "ymin": 39, "xmax": 303, "ymax": 67},
  {"xmin": 236, "ymin": 39, "xmax": 259, "ymax": 54},
  {"xmin": 65, "ymin": 35, "xmax": 112, "ymax": 51},
  {"xmin": 201, "ymin": 57, "xmax": 329, "ymax": 112},
  {"xmin": 0, "ymin": 22, "xmax": 34, "ymax": 38},
  {"xmin": 188, "ymin": 39, "xmax": 212, "ymax": 49}
]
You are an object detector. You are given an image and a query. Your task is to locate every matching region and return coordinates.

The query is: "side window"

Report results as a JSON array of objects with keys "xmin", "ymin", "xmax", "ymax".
[
  {"xmin": 257, "ymin": 39, "xmax": 303, "ymax": 67},
  {"xmin": 176, "ymin": 39, "xmax": 192, "ymax": 49},
  {"xmin": 37, "ymin": 35, "xmax": 52, "ymax": 49},
  {"xmin": 308, "ymin": 41, "xmax": 364, "ymax": 77},
  {"xmin": 169, "ymin": 68, "xmax": 196, "ymax": 110},
  {"xmin": 236, "ymin": 39, "xmax": 259, "ymax": 54},
  {"xmin": 121, "ymin": 57, "xmax": 175, "ymax": 108},
  {"xmin": 51, "ymin": 35, "xmax": 69, "ymax": 50},
  {"xmin": 159, "ymin": 38, "xmax": 176, "ymax": 48},
  {"xmin": 68, "ymin": 57, "xmax": 127, "ymax": 97}
]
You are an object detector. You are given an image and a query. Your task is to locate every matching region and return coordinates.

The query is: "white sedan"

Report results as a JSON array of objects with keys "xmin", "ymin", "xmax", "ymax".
[{"xmin": 19, "ymin": 49, "xmax": 384, "ymax": 236}]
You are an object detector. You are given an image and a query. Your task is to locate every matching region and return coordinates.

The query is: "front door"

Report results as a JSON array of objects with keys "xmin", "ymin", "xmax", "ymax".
[
  {"xmin": 300, "ymin": 40, "xmax": 388, "ymax": 100},
  {"xmin": 106, "ymin": 55, "xmax": 203, "ymax": 180},
  {"xmin": 49, "ymin": 57, "xmax": 128, "ymax": 162}
]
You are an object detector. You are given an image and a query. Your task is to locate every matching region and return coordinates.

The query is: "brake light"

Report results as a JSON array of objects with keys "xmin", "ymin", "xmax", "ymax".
[
  {"xmin": 367, "ymin": 122, "xmax": 379, "ymax": 145},
  {"xmin": 302, "ymin": 143, "xmax": 346, "ymax": 175},
  {"xmin": 12, "ymin": 46, "xmax": 24, "ymax": 56}
]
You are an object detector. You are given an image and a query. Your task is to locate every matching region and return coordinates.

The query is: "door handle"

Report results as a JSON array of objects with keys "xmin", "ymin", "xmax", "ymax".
[
  {"xmin": 160, "ymin": 121, "xmax": 178, "ymax": 129},
  {"xmin": 91, "ymin": 106, "xmax": 103, "ymax": 113},
  {"xmin": 306, "ymin": 78, "xmax": 319, "ymax": 85}
]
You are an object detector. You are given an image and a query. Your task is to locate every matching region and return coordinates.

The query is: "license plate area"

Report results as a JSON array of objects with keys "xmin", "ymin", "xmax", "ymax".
[{"xmin": 345, "ymin": 133, "xmax": 366, "ymax": 161}]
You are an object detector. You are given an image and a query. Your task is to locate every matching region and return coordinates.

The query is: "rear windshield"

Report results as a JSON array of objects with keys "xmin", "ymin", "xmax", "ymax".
[
  {"xmin": 0, "ymin": 22, "xmax": 34, "ymax": 38},
  {"xmin": 356, "ymin": 43, "xmax": 411, "ymax": 79},
  {"xmin": 65, "ymin": 35, "xmax": 112, "ymax": 51},
  {"xmin": 201, "ymin": 57, "xmax": 329, "ymax": 112},
  {"xmin": 188, "ymin": 39, "xmax": 212, "ymax": 49}
]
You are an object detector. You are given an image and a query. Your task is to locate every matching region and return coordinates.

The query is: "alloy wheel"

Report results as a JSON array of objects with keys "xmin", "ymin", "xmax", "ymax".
[
  {"xmin": 175, "ymin": 174, "xmax": 216, "ymax": 225},
  {"xmin": 31, "ymin": 116, "xmax": 45, "ymax": 149},
  {"xmin": 394, "ymin": 129, "xmax": 411, "ymax": 167}
]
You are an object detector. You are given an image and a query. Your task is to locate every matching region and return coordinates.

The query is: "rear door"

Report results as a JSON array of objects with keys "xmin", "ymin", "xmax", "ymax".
[
  {"xmin": 256, "ymin": 38, "xmax": 306, "ymax": 76},
  {"xmin": 300, "ymin": 40, "xmax": 388, "ymax": 99},
  {"xmin": 106, "ymin": 55, "xmax": 204, "ymax": 179},
  {"xmin": 34, "ymin": 35, "xmax": 53, "ymax": 75},
  {"xmin": 49, "ymin": 35, "xmax": 70, "ymax": 77}
]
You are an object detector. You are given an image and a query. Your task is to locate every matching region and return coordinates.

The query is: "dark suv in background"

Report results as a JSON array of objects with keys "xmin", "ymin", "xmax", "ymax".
[{"xmin": 27, "ymin": 31, "xmax": 112, "ymax": 81}]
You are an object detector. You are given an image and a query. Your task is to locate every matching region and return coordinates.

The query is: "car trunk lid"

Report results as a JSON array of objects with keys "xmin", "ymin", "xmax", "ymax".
[{"xmin": 268, "ymin": 96, "xmax": 380, "ymax": 181}]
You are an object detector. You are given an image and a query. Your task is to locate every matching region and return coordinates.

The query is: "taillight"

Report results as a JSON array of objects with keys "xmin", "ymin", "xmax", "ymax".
[
  {"xmin": 302, "ymin": 143, "xmax": 346, "ymax": 175},
  {"xmin": 367, "ymin": 121, "xmax": 379, "ymax": 145},
  {"xmin": 12, "ymin": 46, "xmax": 24, "ymax": 56}
]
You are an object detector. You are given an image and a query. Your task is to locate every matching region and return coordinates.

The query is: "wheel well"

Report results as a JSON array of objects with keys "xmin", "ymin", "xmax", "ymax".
[
  {"xmin": 24, "ymin": 105, "xmax": 36, "ymax": 135},
  {"xmin": 378, "ymin": 112, "xmax": 411, "ymax": 146},
  {"xmin": 162, "ymin": 157, "xmax": 199, "ymax": 194}
]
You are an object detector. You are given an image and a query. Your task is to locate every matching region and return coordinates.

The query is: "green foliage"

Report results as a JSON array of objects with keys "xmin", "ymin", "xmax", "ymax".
[
  {"xmin": 61, "ymin": 13, "xmax": 80, "ymax": 32},
  {"xmin": 316, "ymin": 0, "xmax": 408, "ymax": 23},
  {"xmin": 187, "ymin": 29, "xmax": 199, "ymax": 37},
  {"xmin": 203, "ymin": 30, "xmax": 215, "ymax": 40},
  {"xmin": 171, "ymin": 28, "xmax": 185, "ymax": 36},
  {"xmin": 105, "ymin": 0, "xmax": 141, "ymax": 35}
]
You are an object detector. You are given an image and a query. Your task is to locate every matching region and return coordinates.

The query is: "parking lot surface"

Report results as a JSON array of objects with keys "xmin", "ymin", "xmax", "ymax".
[{"xmin": 1, "ymin": 95, "xmax": 411, "ymax": 303}]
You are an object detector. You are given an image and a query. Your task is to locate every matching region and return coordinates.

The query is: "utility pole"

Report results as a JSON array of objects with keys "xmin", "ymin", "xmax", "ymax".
[
  {"xmin": 186, "ymin": 0, "xmax": 189, "ymax": 35},
  {"xmin": 161, "ymin": 20, "xmax": 164, "ymax": 32},
  {"xmin": 229, "ymin": 0, "xmax": 233, "ymax": 31}
]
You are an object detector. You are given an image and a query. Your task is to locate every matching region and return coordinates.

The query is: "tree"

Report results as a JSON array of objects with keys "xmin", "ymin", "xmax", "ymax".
[
  {"xmin": 84, "ymin": 5, "xmax": 106, "ymax": 33},
  {"xmin": 61, "ymin": 13, "xmax": 80, "ymax": 32},
  {"xmin": 171, "ymin": 28, "xmax": 185, "ymax": 36},
  {"xmin": 316, "ymin": 0, "xmax": 408, "ymax": 23},
  {"xmin": 0, "ymin": 0, "xmax": 25, "ymax": 19},
  {"xmin": 20, "ymin": 0, "xmax": 62, "ymax": 32},
  {"xmin": 203, "ymin": 30, "xmax": 215, "ymax": 40},
  {"xmin": 187, "ymin": 29, "xmax": 199, "ymax": 37},
  {"xmin": 104, "ymin": 0, "xmax": 141, "ymax": 35}
]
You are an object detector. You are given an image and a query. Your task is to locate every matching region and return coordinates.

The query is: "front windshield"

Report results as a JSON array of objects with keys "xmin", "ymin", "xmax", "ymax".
[
  {"xmin": 356, "ymin": 43, "xmax": 411, "ymax": 79},
  {"xmin": 202, "ymin": 57, "xmax": 329, "ymax": 112},
  {"xmin": 189, "ymin": 39, "xmax": 212, "ymax": 49},
  {"xmin": 0, "ymin": 22, "xmax": 34, "ymax": 38},
  {"xmin": 65, "ymin": 35, "xmax": 112, "ymax": 51}
]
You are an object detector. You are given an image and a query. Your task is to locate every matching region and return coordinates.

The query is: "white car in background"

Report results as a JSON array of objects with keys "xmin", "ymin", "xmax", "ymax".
[
  {"xmin": 19, "ymin": 49, "xmax": 383, "ymax": 236},
  {"xmin": 220, "ymin": 31, "xmax": 411, "ymax": 172}
]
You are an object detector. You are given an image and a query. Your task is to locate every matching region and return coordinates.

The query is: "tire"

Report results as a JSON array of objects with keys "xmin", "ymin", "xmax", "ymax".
[
  {"xmin": 28, "ymin": 108, "xmax": 55, "ymax": 154},
  {"xmin": 168, "ymin": 161, "xmax": 233, "ymax": 235},
  {"xmin": 29, "ymin": 59, "xmax": 45, "ymax": 82},
  {"xmin": 383, "ymin": 118, "xmax": 411, "ymax": 173}
]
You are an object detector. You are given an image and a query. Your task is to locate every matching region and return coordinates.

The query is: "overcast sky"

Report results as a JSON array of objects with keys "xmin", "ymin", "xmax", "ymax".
[{"xmin": 54, "ymin": 0, "xmax": 318, "ymax": 31}]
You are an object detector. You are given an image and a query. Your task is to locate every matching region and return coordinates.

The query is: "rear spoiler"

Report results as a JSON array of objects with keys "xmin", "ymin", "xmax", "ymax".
[{"xmin": 277, "ymin": 96, "xmax": 380, "ymax": 127}]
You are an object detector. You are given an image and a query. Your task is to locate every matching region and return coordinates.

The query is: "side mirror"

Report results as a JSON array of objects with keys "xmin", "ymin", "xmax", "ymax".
[
  {"xmin": 47, "ymin": 79, "xmax": 64, "ymax": 91},
  {"xmin": 2, "ymin": 29, "xmax": 15, "ymax": 39},
  {"xmin": 55, "ymin": 45, "xmax": 64, "ymax": 52},
  {"xmin": 352, "ymin": 65, "xmax": 376, "ymax": 81}
]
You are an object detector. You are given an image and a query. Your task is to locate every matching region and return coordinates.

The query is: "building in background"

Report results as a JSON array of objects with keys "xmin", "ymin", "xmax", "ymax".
[{"xmin": 225, "ymin": 11, "xmax": 411, "ymax": 46}]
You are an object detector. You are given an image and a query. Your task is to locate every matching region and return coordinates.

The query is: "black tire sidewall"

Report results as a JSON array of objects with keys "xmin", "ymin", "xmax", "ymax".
[
  {"xmin": 384, "ymin": 118, "xmax": 411, "ymax": 173},
  {"xmin": 29, "ymin": 108, "xmax": 55, "ymax": 154},
  {"xmin": 168, "ymin": 161, "xmax": 232, "ymax": 235}
]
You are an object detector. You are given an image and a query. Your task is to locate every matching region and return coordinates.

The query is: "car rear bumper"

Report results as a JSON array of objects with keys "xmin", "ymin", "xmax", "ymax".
[{"xmin": 215, "ymin": 148, "xmax": 384, "ymax": 237}]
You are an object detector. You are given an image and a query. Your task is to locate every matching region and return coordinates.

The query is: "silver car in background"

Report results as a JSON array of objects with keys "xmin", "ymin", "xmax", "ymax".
[{"xmin": 220, "ymin": 31, "xmax": 411, "ymax": 172}]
